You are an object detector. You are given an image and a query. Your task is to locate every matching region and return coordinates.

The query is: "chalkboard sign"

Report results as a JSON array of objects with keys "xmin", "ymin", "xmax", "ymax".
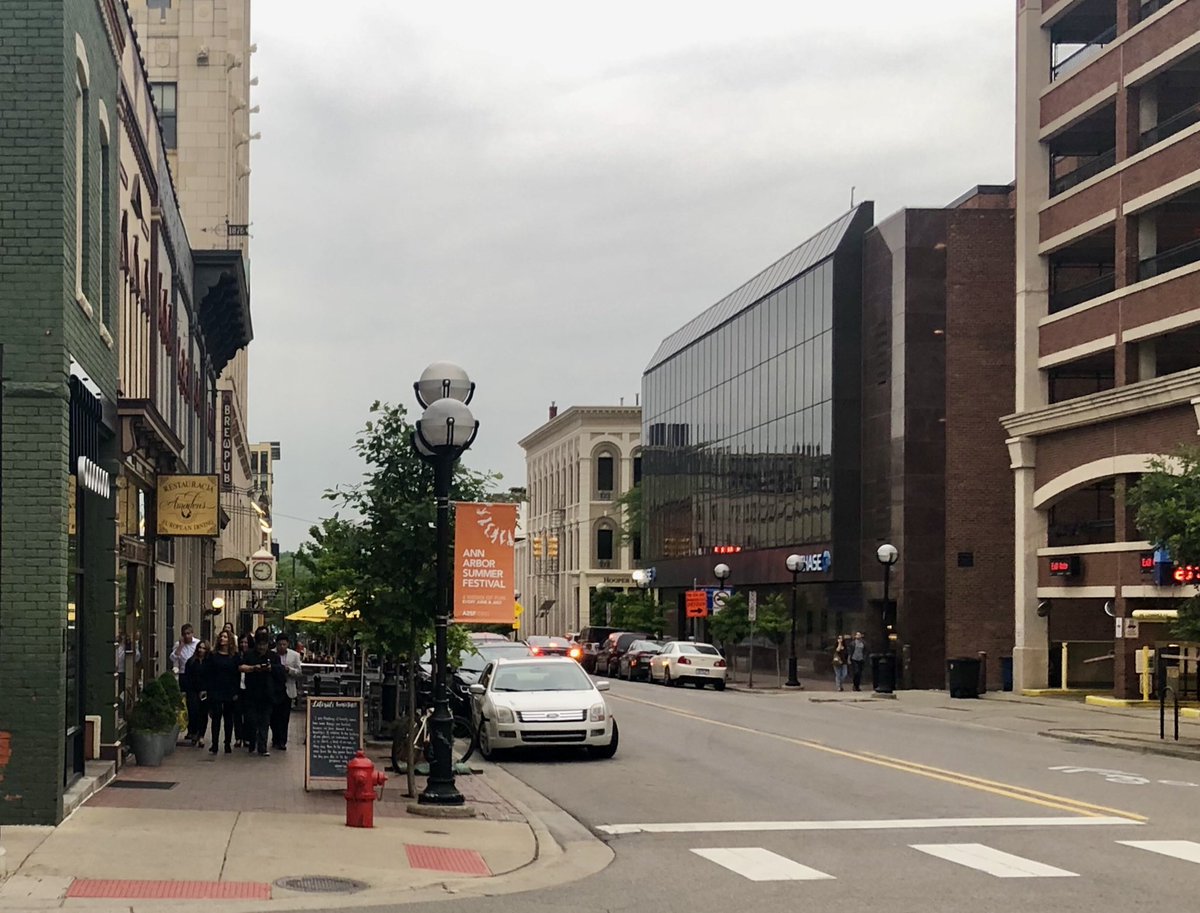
[{"xmin": 304, "ymin": 696, "xmax": 363, "ymax": 790}]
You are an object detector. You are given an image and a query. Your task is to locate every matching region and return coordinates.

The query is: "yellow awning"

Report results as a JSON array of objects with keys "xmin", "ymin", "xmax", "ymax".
[{"xmin": 285, "ymin": 596, "xmax": 358, "ymax": 623}]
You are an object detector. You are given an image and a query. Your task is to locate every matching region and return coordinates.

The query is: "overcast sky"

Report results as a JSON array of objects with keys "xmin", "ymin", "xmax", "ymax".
[{"xmin": 246, "ymin": 1, "xmax": 1014, "ymax": 550}]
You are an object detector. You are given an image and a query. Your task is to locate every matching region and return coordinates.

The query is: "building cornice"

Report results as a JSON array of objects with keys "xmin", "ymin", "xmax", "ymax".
[
  {"xmin": 519, "ymin": 406, "xmax": 641, "ymax": 450},
  {"xmin": 1001, "ymin": 367, "xmax": 1200, "ymax": 438}
]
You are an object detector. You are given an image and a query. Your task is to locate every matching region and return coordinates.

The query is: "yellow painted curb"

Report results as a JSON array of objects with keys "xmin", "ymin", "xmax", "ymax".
[
  {"xmin": 1182, "ymin": 707, "xmax": 1200, "ymax": 719},
  {"xmin": 1085, "ymin": 695, "xmax": 1152, "ymax": 708},
  {"xmin": 1020, "ymin": 688, "xmax": 1089, "ymax": 698}
]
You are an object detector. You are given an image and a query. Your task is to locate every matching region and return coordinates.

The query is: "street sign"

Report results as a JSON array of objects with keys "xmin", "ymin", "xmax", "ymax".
[
  {"xmin": 685, "ymin": 590, "xmax": 708, "ymax": 618},
  {"xmin": 711, "ymin": 589, "xmax": 732, "ymax": 613},
  {"xmin": 748, "ymin": 590, "xmax": 758, "ymax": 623}
]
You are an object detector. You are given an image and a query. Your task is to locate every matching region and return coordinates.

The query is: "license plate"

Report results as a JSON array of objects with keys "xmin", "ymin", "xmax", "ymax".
[{"xmin": 695, "ymin": 668, "xmax": 709, "ymax": 675}]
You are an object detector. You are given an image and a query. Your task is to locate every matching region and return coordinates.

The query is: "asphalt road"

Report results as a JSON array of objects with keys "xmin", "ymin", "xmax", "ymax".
[{"xmin": 377, "ymin": 682, "xmax": 1200, "ymax": 911}]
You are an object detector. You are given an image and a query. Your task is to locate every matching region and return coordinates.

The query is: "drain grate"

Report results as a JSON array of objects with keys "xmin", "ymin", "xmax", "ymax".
[
  {"xmin": 274, "ymin": 876, "xmax": 368, "ymax": 894},
  {"xmin": 109, "ymin": 780, "xmax": 177, "ymax": 790}
]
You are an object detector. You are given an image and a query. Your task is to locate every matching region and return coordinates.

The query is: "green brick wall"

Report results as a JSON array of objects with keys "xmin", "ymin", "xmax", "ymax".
[{"xmin": 0, "ymin": 0, "xmax": 119, "ymax": 826}]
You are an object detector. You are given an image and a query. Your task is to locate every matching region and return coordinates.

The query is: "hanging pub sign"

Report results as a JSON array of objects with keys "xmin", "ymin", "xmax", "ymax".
[
  {"xmin": 453, "ymin": 502, "xmax": 517, "ymax": 625},
  {"xmin": 1047, "ymin": 555, "xmax": 1081, "ymax": 577},
  {"xmin": 221, "ymin": 391, "xmax": 234, "ymax": 489},
  {"xmin": 156, "ymin": 474, "xmax": 219, "ymax": 536}
]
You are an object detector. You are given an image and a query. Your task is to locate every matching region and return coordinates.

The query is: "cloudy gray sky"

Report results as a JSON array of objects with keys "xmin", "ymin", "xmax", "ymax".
[{"xmin": 246, "ymin": 1, "xmax": 1014, "ymax": 550}]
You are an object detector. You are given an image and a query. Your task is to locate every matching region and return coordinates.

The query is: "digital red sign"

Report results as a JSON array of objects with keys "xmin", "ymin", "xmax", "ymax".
[
  {"xmin": 712, "ymin": 545, "xmax": 743, "ymax": 555},
  {"xmin": 1140, "ymin": 554, "xmax": 1155, "ymax": 574},
  {"xmin": 1048, "ymin": 555, "xmax": 1080, "ymax": 577},
  {"xmin": 1173, "ymin": 565, "xmax": 1200, "ymax": 584}
]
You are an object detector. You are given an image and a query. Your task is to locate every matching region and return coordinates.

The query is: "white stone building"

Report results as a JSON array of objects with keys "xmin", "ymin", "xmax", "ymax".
[{"xmin": 518, "ymin": 404, "xmax": 642, "ymax": 637}]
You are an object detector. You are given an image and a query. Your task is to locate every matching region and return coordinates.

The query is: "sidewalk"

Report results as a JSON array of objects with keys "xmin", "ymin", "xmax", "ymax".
[{"xmin": 0, "ymin": 713, "xmax": 609, "ymax": 912}]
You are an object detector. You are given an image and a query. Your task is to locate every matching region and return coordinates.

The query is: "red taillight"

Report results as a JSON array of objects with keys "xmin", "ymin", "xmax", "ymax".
[
  {"xmin": 630, "ymin": 659, "xmax": 637, "ymax": 666},
  {"xmin": 569, "ymin": 647, "xmax": 582, "ymax": 659},
  {"xmin": 678, "ymin": 656, "xmax": 691, "ymax": 665},
  {"xmin": 530, "ymin": 646, "xmax": 541, "ymax": 655},
  {"xmin": 714, "ymin": 659, "xmax": 726, "ymax": 668}
]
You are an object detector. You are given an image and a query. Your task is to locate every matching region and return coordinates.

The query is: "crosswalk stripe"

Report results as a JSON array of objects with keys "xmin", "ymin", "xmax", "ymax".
[
  {"xmin": 1119, "ymin": 840, "xmax": 1200, "ymax": 864},
  {"xmin": 690, "ymin": 848, "xmax": 835, "ymax": 882},
  {"xmin": 911, "ymin": 844, "xmax": 1077, "ymax": 878}
]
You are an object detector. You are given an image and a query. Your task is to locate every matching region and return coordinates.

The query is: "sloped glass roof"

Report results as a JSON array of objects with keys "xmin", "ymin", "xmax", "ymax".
[{"xmin": 645, "ymin": 206, "xmax": 864, "ymax": 372}]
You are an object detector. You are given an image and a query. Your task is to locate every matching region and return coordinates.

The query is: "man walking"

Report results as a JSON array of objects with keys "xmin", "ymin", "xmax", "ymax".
[
  {"xmin": 849, "ymin": 631, "xmax": 868, "ymax": 692},
  {"xmin": 171, "ymin": 624, "xmax": 202, "ymax": 742},
  {"xmin": 239, "ymin": 632, "xmax": 282, "ymax": 756},
  {"xmin": 270, "ymin": 633, "xmax": 303, "ymax": 751}
]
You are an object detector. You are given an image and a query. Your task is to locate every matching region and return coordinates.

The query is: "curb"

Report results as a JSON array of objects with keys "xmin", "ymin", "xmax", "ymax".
[{"xmin": 1040, "ymin": 729, "xmax": 1200, "ymax": 762}]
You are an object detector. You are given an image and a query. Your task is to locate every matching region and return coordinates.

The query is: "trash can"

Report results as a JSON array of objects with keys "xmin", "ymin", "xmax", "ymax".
[
  {"xmin": 947, "ymin": 657, "xmax": 982, "ymax": 698},
  {"xmin": 871, "ymin": 653, "xmax": 896, "ymax": 694},
  {"xmin": 1000, "ymin": 656, "xmax": 1014, "ymax": 693}
]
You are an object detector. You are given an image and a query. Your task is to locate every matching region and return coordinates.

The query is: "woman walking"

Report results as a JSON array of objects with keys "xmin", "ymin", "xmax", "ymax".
[
  {"xmin": 233, "ymin": 634, "xmax": 250, "ymax": 747},
  {"xmin": 204, "ymin": 630, "xmax": 241, "ymax": 754},
  {"xmin": 182, "ymin": 641, "xmax": 210, "ymax": 747},
  {"xmin": 832, "ymin": 635, "xmax": 849, "ymax": 692}
]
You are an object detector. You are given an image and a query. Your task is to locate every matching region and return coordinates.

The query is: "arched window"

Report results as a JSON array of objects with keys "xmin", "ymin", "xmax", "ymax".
[
  {"xmin": 594, "ymin": 446, "xmax": 618, "ymax": 500},
  {"xmin": 595, "ymin": 522, "xmax": 615, "ymax": 567}
]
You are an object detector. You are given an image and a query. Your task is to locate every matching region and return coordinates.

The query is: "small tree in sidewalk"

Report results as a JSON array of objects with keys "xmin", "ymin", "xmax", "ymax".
[{"xmin": 1128, "ymin": 447, "xmax": 1200, "ymax": 641}]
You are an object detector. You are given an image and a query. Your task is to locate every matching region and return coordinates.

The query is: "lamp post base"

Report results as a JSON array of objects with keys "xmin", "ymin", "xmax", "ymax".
[
  {"xmin": 417, "ymin": 780, "xmax": 466, "ymax": 806},
  {"xmin": 784, "ymin": 656, "xmax": 802, "ymax": 688}
]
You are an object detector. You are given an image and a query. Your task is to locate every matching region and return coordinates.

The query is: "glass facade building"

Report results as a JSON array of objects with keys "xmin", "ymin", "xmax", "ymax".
[{"xmin": 641, "ymin": 205, "xmax": 873, "ymax": 602}]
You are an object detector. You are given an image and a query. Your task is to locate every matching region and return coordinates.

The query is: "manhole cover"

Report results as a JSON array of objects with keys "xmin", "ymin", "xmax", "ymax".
[
  {"xmin": 109, "ymin": 780, "xmax": 177, "ymax": 790},
  {"xmin": 274, "ymin": 876, "xmax": 368, "ymax": 894}
]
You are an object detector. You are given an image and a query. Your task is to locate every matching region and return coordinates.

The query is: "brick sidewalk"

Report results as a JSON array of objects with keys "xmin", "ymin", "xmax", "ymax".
[{"xmin": 87, "ymin": 708, "xmax": 522, "ymax": 822}]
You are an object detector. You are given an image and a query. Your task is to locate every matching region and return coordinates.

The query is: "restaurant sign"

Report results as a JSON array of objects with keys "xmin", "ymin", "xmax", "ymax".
[{"xmin": 156, "ymin": 474, "xmax": 219, "ymax": 537}]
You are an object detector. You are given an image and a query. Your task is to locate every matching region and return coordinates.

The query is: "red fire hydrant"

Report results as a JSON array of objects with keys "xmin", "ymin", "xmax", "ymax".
[{"xmin": 345, "ymin": 750, "xmax": 386, "ymax": 828}]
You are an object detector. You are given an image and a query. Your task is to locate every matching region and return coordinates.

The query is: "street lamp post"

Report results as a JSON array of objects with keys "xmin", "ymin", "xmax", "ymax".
[
  {"xmin": 784, "ymin": 554, "xmax": 803, "ymax": 687},
  {"xmin": 876, "ymin": 543, "xmax": 898, "ymax": 641},
  {"xmin": 413, "ymin": 362, "xmax": 478, "ymax": 807},
  {"xmin": 632, "ymin": 569, "xmax": 656, "ymax": 636},
  {"xmin": 711, "ymin": 563, "xmax": 730, "ymax": 643}
]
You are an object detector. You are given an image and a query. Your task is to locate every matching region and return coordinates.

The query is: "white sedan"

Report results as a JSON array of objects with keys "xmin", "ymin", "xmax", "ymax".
[
  {"xmin": 649, "ymin": 641, "xmax": 728, "ymax": 690},
  {"xmin": 469, "ymin": 657, "xmax": 618, "ymax": 759}
]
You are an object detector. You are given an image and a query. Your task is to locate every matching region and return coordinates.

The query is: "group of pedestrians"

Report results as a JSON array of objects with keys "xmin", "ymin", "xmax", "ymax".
[
  {"xmin": 831, "ymin": 631, "xmax": 869, "ymax": 691},
  {"xmin": 170, "ymin": 623, "xmax": 303, "ymax": 758}
]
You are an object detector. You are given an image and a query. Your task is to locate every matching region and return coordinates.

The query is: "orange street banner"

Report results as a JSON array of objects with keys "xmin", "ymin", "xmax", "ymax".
[
  {"xmin": 157, "ymin": 475, "xmax": 219, "ymax": 537},
  {"xmin": 454, "ymin": 502, "xmax": 517, "ymax": 625}
]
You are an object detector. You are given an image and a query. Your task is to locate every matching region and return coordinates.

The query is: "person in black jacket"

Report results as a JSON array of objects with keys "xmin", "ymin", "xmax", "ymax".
[
  {"xmin": 239, "ymin": 632, "xmax": 284, "ymax": 756},
  {"xmin": 182, "ymin": 641, "xmax": 210, "ymax": 747},
  {"xmin": 204, "ymin": 630, "xmax": 242, "ymax": 755}
]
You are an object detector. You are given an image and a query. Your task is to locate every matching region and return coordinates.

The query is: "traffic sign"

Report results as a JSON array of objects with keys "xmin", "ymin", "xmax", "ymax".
[
  {"xmin": 685, "ymin": 590, "xmax": 708, "ymax": 618},
  {"xmin": 711, "ymin": 589, "xmax": 732, "ymax": 614}
]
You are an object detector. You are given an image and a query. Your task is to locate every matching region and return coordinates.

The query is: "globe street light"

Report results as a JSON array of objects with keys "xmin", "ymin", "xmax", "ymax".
[
  {"xmin": 784, "ymin": 554, "xmax": 804, "ymax": 688},
  {"xmin": 412, "ymin": 362, "xmax": 479, "ymax": 807},
  {"xmin": 875, "ymin": 543, "xmax": 899, "ymax": 694}
]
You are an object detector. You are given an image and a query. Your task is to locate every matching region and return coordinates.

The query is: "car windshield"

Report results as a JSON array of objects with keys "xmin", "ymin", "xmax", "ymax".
[
  {"xmin": 458, "ymin": 643, "xmax": 532, "ymax": 672},
  {"xmin": 491, "ymin": 662, "xmax": 594, "ymax": 692},
  {"xmin": 677, "ymin": 643, "xmax": 720, "ymax": 656}
]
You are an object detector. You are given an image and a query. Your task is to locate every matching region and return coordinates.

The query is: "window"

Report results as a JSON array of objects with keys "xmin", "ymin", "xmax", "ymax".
[
  {"xmin": 151, "ymin": 82, "xmax": 177, "ymax": 149},
  {"xmin": 633, "ymin": 455, "xmax": 642, "ymax": 486},
  {"xmin": 596, "ymin": 527, "xmax": 614, "ymax": 562},
  {"xmin": 99, "ymin": 130, "xmax": 111, "ymax": 329},
  {"xmin": 596, "ymin": 454, "xmax": 614, "ymax": 493},
  {"xmin": 74, "ymin": 74, "xmax": 85, "ymax": 305}
]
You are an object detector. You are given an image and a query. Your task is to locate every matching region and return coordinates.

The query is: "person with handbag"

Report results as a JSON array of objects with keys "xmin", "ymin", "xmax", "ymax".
[{"xmin": 832, "ymin": 634, "xmax": 849, "ymax": 692}]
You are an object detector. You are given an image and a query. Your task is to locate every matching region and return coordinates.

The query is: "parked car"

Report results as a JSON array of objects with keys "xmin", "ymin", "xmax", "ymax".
[
  {"xmin": 575, "ymin": 625, "xmax": 618, "ymax": 673},
  {"xmin": 649, "ymin": 641, "xmax": 727, "ymax": 689},
  {"xmin": 617, "ymin": 640, "xmax": 663, "ymax": 681},
  {"xmin": 418, "ymin": 641, "xmax": 535, "ymax": 715},
  {"xmin": 595, "ymin": 631, "xmax": 649, "ymax": 676},
  {"xmin": 526, "ymin": 635, "xmax": 581, "ymax": 660},
  {"xmin": 468, "ymin": 657, "xmax": 618, "ymax": 759}
]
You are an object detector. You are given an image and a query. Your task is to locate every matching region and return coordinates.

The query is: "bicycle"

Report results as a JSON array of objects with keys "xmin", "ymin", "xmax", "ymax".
[{"xmin": 390, "ymin": 702, "xmax": 477, "ymax": 774}]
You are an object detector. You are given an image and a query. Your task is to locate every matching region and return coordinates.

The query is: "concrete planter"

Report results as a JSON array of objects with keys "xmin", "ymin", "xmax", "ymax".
[{"xmin": 128, "ymin": 730, "xmax": 172, "ymax": 767}]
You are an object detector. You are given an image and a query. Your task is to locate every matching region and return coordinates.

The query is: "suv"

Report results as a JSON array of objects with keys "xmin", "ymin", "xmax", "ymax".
[
  {"xmin": 595, "ymin": 631, "xmax": 649, "ymax": 676},
  {"xmin": 575, "ymin": 626, "xmax": 618, "ymax": 673}
]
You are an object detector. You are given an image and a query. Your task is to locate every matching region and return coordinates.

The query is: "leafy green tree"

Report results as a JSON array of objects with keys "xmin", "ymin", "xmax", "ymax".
[
  {"xmin": 615, "ymin": 484, "xmax": 643, "ymax": 546},
  {"xmin": 609, "ymin": 590, "xmax": 664, "ymax": 636},
  {"xmin": 708, "ymin": 592, "xmax": 750, "ymax": 650},
  {"xmin": 591, "ymin": 586, "xmax": 618, "ymax": 626},
  {"xmin": 1128, "ymin": 448, "xmax": 1200, "ymax": 640}
]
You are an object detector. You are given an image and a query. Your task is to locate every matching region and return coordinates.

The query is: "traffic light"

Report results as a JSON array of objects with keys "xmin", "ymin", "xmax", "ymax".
[
  {"xmin": 533, "ymin": 536, "xmax": 544, "ymax": 558},
  {"xmin": 548, "ymin": 536, "xmax": 559, "ymax": 559}
]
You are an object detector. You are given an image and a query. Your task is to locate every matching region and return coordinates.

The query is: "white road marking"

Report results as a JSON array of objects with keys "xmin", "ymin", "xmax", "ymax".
[
  {"xmin": 911, "ymin": 843, "xmax": 1078, "ymax": 878},
  {"xmin": 1119, "ymin": 840, "xmax": 1200, "ymax": 864},
  {"xmin": 597, "ymin": 815, "xmax": 1139, "ymax": 835},
  {"xmin": 690, "ymin": 847, "xmax": 834, "ymax": 882}
]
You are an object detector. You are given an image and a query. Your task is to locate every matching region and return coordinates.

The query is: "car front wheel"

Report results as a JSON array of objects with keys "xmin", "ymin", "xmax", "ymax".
[
  {"xmin": 591, "ymin": 720, "xmax": 618, "ymax": 759},
  {"xmin": 478, "ymin": 721, "xmax": 500, "ymax": 761}
]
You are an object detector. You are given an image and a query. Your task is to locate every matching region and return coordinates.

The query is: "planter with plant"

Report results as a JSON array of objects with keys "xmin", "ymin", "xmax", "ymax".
[
  {"xmin": 156, "ymin": 671, "xmax": 184, "ymax": 753},
  {"xmin": 127, "ymin": 679, "xmax": 177, "ymax": 766}
]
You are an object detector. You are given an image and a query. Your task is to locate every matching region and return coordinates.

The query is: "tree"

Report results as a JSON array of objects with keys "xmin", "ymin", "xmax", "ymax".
[
  {"xmin": 609, "ymin": 590, "xmax": 664, "ymax": 636},
  {"xmin": 1128, "ymin": 447, "xmax": 1200, "ymax": 640}
]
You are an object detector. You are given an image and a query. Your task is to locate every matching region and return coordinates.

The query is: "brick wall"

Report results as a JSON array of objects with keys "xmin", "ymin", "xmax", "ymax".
[
  {"xmin": 944, "ymin": 208, "xmax": 1017, "ymax": 688},
  {"xmin": 0, "ymin": 0, "xmax": 119, "ymax": 826}
]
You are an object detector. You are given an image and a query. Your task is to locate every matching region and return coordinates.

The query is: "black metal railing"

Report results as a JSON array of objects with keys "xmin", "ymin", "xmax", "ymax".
[
  {"xmin": 1051, "ymin": 148, "xmax": 1117, "ymax": 196},
  {"xmin": 1051, "ymin": 25, "xmax": 1117, "ymax": 80},
  {"xmin": 1139, "ymin": 238, "xmax": 1200, "ymax": 280},
  {"xmin": 1049, "ymin": 272, "xmax": 1116, "ymax": 313},
  {"xmin": 1140, "ymin": 102, "xmax": 1200, "ymax": 149}
]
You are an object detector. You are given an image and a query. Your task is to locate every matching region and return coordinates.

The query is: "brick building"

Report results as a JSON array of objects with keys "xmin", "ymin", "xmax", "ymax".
[
  {"xmin": 641, "ymin": 191, "xmax": 1015, "ymax": 687},
  {"xmin": 0, "ymin": 0, "xmax": 250, "ymax": 825},
  {"xmin": 1006, "ymin": 0, "xmax": 1200, "ymax": 696}
]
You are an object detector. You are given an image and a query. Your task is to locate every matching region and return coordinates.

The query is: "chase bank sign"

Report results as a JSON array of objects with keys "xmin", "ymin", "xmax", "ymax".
[{"xmin": 796, "ymin": 550, "xmax": 832, "ymax": 573}]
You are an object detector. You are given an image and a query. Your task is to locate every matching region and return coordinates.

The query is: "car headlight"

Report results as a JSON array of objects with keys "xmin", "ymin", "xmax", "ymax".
[
  {"xmin": 495, "ymin": 706, "xmax": 515, "ymax": 723},
  {"xmin": 589, "ymin": 703, "xmax": 606, "ymax": 722}
]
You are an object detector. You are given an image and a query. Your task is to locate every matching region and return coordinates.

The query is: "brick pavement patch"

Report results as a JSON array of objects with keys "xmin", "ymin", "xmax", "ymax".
[
  {"xmin": 405, "ymin": 845, "xmax": 490, "ymax": 876},
  {"xmin": 67, "ymin": 879, "xmax": 270, "ymax": 899}
]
